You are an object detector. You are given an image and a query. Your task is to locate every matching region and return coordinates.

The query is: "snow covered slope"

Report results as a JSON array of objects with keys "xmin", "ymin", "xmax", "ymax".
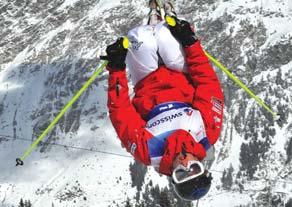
[{"xmin": 0, "ymin": 0, "xmax": 291, "ymax": 206}]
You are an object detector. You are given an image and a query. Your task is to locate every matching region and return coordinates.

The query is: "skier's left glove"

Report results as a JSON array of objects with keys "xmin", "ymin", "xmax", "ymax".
[
  {"xmin": 166, "ymin": 16, "xmax": 198, "ymax": 47},
  {"xmin": 100, "ymin": 37, "xmax": 128, "ymax": 71}
]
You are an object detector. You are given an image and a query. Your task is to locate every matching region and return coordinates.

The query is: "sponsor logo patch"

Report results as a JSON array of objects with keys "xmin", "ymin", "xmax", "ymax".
[
  {"xmin": 184, "ymin": 108, "xmax": 193, "ymax": 116},
  {"xmin": 146, "ymin": 112, "xmax": 183, "ymax": 129},
  {"xmin": 129, "ymin": 37, "xmax": 143, "ymax": 50}
]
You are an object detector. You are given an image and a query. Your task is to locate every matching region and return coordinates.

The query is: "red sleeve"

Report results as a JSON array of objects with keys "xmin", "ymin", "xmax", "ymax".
[
  {"xmin": 107, "ymin": 68, "xmax": 152, "ymax": 165},
  {"xmin": 184, "ymin": 41, "xmax": 224, "ymax": 145}
]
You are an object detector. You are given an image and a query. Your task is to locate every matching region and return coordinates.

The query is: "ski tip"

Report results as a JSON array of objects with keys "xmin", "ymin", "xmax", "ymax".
[
  {"xmin": 165, "ymin": 15, "xmax": 176, "ymax": 27},
  {"xmin": 16, "ymin": 158, "xmax": 24, "ymax": 166}
]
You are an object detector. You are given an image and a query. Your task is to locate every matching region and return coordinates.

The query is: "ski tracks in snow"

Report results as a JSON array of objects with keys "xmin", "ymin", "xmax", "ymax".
[{"xmin": 32, "ymin": 167, "xmax": 66, "ymax": 206}]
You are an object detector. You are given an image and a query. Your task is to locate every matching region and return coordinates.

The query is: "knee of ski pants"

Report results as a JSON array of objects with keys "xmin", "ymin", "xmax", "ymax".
[
  {"xmin": 126, "ymin": 22, "xmax": 187, "ymax": 85},
  {"xmin": 154, "ymin": 21, "xmax": 187, "ymax": 73},
  {"xmin": 126, "ymin": 25, "xmax": 159, "ymax": 85}
]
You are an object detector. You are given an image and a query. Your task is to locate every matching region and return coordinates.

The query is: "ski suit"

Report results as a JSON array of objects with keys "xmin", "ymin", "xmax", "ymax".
[{"xmin": 107, "ymin": 22, "xmax": 224, "ymax": 176}]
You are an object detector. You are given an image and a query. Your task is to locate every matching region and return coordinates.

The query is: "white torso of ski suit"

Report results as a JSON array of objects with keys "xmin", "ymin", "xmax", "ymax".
[
  {"xmin": 126, "ymin": 21, "xmax": 187, "ymax": 85},
  {"xmin": 145, "ymin": 101, "xmax": 211, "ymax": 171}
]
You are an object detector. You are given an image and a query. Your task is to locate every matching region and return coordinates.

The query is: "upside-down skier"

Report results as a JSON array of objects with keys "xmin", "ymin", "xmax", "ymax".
[{"xmin": 101, "ymin": 0, "xmax": 224, "ymax": 201}]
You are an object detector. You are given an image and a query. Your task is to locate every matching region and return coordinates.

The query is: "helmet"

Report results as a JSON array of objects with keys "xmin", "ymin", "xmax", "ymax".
[{"xmin": 172, "ymin": 160, "xmax": 212, "ymax": 200}]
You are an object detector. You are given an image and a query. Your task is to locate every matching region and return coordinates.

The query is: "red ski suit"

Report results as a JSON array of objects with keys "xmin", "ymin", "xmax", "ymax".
[{"xmin": 107, "ymin": 41, "xmax": 224, "ymax": 176}]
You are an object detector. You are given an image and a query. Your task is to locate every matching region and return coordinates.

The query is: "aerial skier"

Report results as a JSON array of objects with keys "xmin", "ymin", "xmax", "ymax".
[{"xmin": 102, "ymin": 0, "xmax": 224, "ymax": 201}]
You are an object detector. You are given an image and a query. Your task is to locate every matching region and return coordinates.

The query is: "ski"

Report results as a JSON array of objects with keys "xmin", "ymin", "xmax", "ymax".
[{"xmin": 156, "ymin": 0, "xmax": 165, "ymax": 19}]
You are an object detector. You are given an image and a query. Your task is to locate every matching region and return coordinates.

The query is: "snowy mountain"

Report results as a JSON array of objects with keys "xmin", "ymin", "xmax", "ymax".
[{"xmin": 0, "ymin": 0, "xmax": 291, "ymax": 206}]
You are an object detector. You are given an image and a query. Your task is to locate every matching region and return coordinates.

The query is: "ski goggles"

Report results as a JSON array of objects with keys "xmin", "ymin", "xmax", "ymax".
[{"xmin": 172, "ymin": 160, "xmax": 205, "ymax": 184}]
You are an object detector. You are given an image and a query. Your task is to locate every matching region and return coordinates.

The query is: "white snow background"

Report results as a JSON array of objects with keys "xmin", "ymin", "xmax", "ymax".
[{"xmin": 0, "ymin": 0, "xmax": 292, "ymax": 206}]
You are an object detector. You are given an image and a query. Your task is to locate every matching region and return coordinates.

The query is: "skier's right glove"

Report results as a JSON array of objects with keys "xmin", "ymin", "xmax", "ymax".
[
  {"xmin": 166, "ymin": 16, "xmax": 198, "ymax": 47},
  {"xmin": 100, "ymin": 37, "xmax": 128, "ymax": 71}
]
